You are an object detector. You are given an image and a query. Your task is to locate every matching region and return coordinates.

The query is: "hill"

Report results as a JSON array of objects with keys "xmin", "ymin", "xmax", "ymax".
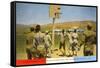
[{"xmin": 16, "ymin": 20, "xmax": 96, "ymax": 34}]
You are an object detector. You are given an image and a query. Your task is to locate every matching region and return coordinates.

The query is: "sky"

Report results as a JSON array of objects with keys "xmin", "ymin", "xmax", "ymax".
[{"xmin": 16, "ymin": 3, "xmax": 97, "ymax": 25}]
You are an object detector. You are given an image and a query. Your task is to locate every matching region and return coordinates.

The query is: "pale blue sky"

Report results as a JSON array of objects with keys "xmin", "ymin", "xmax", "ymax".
[{"xmin": 16, "ymin": 3, "xmax": 96, "ymax": 25}]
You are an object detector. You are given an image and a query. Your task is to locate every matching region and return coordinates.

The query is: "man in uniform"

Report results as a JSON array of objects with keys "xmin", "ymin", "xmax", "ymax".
[
  {"xmin": 71, "ymin": 29, "xmax": 79, "ymax": 56},
  {"xmin": 44, "ymin": 31, "xmax": 52, "ymax": 57},
  {"xmin": 67, "ymin": 30, "xmax": 73, "ymax": 56},
  {"xmin": 83, "ymin": 23, "xmax": 96, "ymax": 56},
  {"xmin": 59, "ymin": 29, "xmax": 66, "ymax": 56},
  {"xmin": 26, "ymin": 27, "xmax": 34, "ymax": 59},
  {"xmin": 32, "ymin": 25, "xmax": 46, "ymax": 58}
]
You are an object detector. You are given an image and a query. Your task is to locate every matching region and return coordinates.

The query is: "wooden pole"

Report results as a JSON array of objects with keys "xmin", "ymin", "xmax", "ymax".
[{"xmin": 52, "ymin": 18, "xmax": 55, "ymax": 47}]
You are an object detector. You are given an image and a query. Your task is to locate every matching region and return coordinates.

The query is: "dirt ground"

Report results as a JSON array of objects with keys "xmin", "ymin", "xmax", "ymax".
[{"xmin": 49, "ymin": 44, "xmax": 96, "ymax": 58}]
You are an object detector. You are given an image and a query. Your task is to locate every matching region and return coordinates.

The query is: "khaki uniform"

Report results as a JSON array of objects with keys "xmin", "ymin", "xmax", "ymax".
[
  {"xmin": 59, "ymin": 33, "xmax": 66, "ymax": 50},
  {"xmin": 44, "ymin": 34, "xmax": 52, "ymax": 57},
  {"xmin": 84, "ymin": 30, "xmax": 96, "ymax": 56},
  {"xmin": 33, "ymin": 31, "xmax": 46, "ymax": 58},
  {"xmin": 26, "ymin": 32, "xmax": 34, "ymax": 59},
  {"xmin": 71, "ymin": 32, "xmax": 78, "ymax": 51}
]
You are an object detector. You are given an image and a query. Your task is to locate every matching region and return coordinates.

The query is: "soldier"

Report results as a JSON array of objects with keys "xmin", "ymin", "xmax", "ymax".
[
  {"xmin": 59, "ymin": 29, "xmax": 66, "ymax": 56},
  {"xmin": 32, "ymin": 25, "xmax": 46, "ymax": 58},
  {"xmin": 26, "ymin": 27, "xmax": 34, "ymax": 59},
  {"xmin": 44, "ymin": 31, "xmax": 52, "ymax": 57},
  {"xmin": 71, "ymin": 29, "xmax": 79, "ymax": 56},
  {"xmin": 66, "ymin": 31, "xmax": 73, "ymax": 56},
  {"xmin": 83, "ymin": 23, "xmax": 96, "ymax": 56}
]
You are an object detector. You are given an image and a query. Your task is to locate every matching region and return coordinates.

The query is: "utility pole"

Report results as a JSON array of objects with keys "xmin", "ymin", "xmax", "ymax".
[{"xmin": 49, "ymin": 5, "xmax": 61, "ymax": 46}]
